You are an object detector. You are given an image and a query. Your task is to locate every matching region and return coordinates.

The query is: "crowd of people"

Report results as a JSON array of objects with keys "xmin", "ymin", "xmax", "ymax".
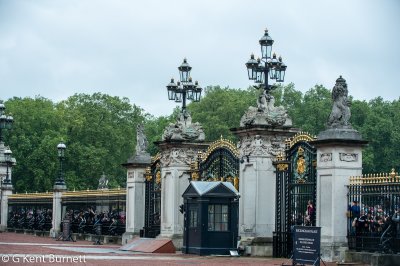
[
  {"xmin": 64, "ymin": 207, "xmax": 126, "ymax": 236},
  {"xmin": 8, "ymin": 208, "xmax": 52, "ymax": 231},
  {"xmin": 7, "ymin": 206, "xmax": 127, "ymax": 236},
  {"xmin": 348, "ymin": 200, "xmax": 400, "ymax": 237}
]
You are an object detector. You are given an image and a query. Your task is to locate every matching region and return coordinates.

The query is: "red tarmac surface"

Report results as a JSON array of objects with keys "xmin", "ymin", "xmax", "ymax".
[{"xmin": 0, "ymin": 232, "xmax": 343, "ymax": 266}]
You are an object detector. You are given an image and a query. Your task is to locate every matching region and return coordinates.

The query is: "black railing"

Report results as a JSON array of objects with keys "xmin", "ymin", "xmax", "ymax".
[
  {"xmin": 273, "ymin": 136, "xmax": 317, "ymax": 258},
  {"xmin": 273, "ymin": 231, "xmax": 292, "ymax": 258},
  {"xmin": 61, "ymin": 188, "xmax": 126, "ymax": 236},
  {"xmin": 66, "ymin": 208, "xmax": 126, "ymax": 236},
  {"xmin": 347, "ymin": 170, "xmax": 400, "ymax": 253},
  {"xmin": 7, "ymin": 207, "xmax": 52, "ymax": 231}
]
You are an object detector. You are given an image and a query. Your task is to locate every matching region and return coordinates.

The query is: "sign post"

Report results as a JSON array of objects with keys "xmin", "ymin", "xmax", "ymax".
[{"xmin": 292, "ymin": 226, "xmax": 322, "ymax": 266}]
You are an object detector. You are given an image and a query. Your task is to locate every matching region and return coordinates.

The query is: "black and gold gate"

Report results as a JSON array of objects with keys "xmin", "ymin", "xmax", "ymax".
[
  {"xmin": 273, "ymin": 132, "xmax": 317, "ymax": 258},
  {"xmin": 192, "ymin": 137, "xmax": 240, "ymax": 190},
  {"xmin": 143, "ymin": 154, "xmax": 161, "ymax": 238}
]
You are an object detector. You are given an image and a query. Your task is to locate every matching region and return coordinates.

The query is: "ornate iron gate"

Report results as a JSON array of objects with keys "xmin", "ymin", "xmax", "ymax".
[
  {"xmin": 143, "ymin": 154, "xmax": 161, "ymax": 238},
  {"xmin": 192, "ymin": 137, "xmax": 240, "ymax": 190},
  {"xmin": 273, "ymin": 132, "xmax": 317, "ymax": 257}
]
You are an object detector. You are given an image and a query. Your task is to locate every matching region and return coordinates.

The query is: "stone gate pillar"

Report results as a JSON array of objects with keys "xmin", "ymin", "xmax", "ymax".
[
  {"xmin": 122, "ymin": 123, "xmax": 151, "ymax": 244},
  {"xmin": 158, "ymin": 111, "xmax": 207, "ymax": 249},
  {"xmin": 232, "ymin": 126, "xmax": 297, "ymax": 256},
  {"xmin": 122, "ymin": 162, "xmax": 148, "ymax": 244},
  {"xmin": 312, "ymin": 76, "xmax": 368, "ymax": 262},
  {"xmin": 158, "ymin": 141, "xmax": 208, "ymax": 249},
  {"xmin": 0, "ymin": 185, "xmax": 12, "ymax": 231},
  {"xmin": 0, "ymin": 143, "xmax": 15, "ymax": 231},
  {"xmin": 50, "ymin": 184, "xmax": 66, "ymax": 237},
  {"xmin": 231, "ymin": 90, "xmax": 296, "ymax": 256}
]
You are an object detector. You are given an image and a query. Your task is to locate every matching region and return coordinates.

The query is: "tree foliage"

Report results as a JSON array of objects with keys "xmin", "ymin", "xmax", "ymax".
[
  {"xmin": 2, "ymin": 86, "xmax": 399, "ymax": 192},
  {"xmin": 5, "ymin": 93, "xmax": 145, "ymax": 192},
  {"xmin": 188, "ymin": 86, "xmax": 258, "ymax": 141}
]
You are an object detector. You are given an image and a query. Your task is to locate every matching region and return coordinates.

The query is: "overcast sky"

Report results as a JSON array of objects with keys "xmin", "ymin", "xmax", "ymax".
[{"xmin": 0, "ymin": 0, "xmax": 399, "ymax": 117}]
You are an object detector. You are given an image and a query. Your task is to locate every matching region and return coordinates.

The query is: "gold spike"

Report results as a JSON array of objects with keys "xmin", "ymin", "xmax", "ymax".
[{"xmin": 390, "ymin": 168, "xmax": 396, "ymax": 178}]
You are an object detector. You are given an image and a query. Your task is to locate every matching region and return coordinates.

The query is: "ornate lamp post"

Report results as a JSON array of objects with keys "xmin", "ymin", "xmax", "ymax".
[
  {"xmin": 3, "ymin": 147, "xmax": 12, "ymax": 186},
  {"xmin": 166, "ymin": 58, "xmax": 203, "ymax": 119},
  {"xmin": 0, "ymin": 101, "xmax": 14, "ymax": 143},
  {"xmin": 55, "ymin": 141, "xmax": 66, "ymax": 186},
  {"xmin": 245, "ymin": 29, "xmax": 287, "ymax": 95}
]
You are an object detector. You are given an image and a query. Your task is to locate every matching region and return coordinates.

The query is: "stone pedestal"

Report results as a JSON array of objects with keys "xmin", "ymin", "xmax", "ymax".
[
  {"xmin": 0, "ymin": 184, "xmax": 13, "ymax": 231},
  {"xmin": 121, "ymin": 153, "xmax": 150, "ymax": 244},
  {"xmin": 231, "ymin": 126, "xmax": 297, "ymax": 256},
  {"xmin": 0, "ymin": 142, "xmax": 14, "ymax": 231},
  {"xmin": 312, "ymin": 131, "xmax": 367, "ymax": 262},
  {"xmin": 157, "ymin": 141, "xmax": 208, "ymax": 249},
  {"xmin": 50, "ymin": 184, "xmax": 66, "ymax": 237}
]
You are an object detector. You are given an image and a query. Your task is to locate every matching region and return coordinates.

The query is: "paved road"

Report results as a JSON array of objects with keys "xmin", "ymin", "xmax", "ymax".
[{"xmin": 0, "ymin": 232, "xmax": 342, "ymax": 266}]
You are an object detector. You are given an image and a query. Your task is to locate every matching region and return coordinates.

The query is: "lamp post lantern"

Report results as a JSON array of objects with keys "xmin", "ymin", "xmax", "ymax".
[
  {"xmin": 245, "ymin": 29, "xmax": 287, "ymax": 95},
  {"xmin": 3, "ymin": 147, "xmax": 12, "ymax": 185},
  {"xmin": 0, "ymin": 101, "xmax": 14, "ymax": 143},
  {"xmin": 55, "ymin": 141, "xmax": 66, "ymax": 186},
  {"xmin": 166, "ymin": 58, "xmax": 203, "ymax": 119}
]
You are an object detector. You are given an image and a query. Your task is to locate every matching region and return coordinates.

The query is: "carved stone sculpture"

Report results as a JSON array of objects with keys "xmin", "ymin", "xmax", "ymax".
[
  {"xmin": 237, "ymin": 134, "xmax": 286, "ymax": 157},
  {"xmin": 160, "ymin": 147, "xmax": 198, "ymax": 167},
  {"xmin": 327, "ymin": 76, "xmax": 351, "ymax": 128},
  {"xmin": 240, "ymin": 91, "xmax": 292, "ymax": 127},
  {"xmin": 125, "ymin": 123, "xmax": 151, "ymax": 164},
  {"xmin": 317, "ymin": 76, "xmax": 362, "ymax": 140},
  {"xmin": 162, "ymin": 111, "xmax": 205, "ymax": 142},
  {"xmin": 98, "ymin": 173, "xmax": 109, "ymax": 190},
  {"xmin": 136, "ymin": 123, "xmax": 148, "ymax": 155}
]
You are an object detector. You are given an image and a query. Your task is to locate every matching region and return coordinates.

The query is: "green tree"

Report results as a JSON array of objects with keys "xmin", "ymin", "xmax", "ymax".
[
  {"xmin": 5, "ymin": 97, "xmax": 63, "ymax": 192},
  {"xmin": 59, "ymin": 93, "xmax": 145, "ymax": 189},
  {"xmin": 291, "ymin": 85, "xmax": 331, "ymax": 135},
  {"xmin": 188, "ymin": 86, "xmax": 258, "ymax": 141},
  {"xmin": 144, "ymin": 108, "xmax": 179, "ymax": 156}
]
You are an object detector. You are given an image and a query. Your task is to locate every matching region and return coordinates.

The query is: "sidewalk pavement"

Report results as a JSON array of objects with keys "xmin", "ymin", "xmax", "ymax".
[{"xmin": 0, "ymin": 232, "xmax": 346, "ymax": 266}]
